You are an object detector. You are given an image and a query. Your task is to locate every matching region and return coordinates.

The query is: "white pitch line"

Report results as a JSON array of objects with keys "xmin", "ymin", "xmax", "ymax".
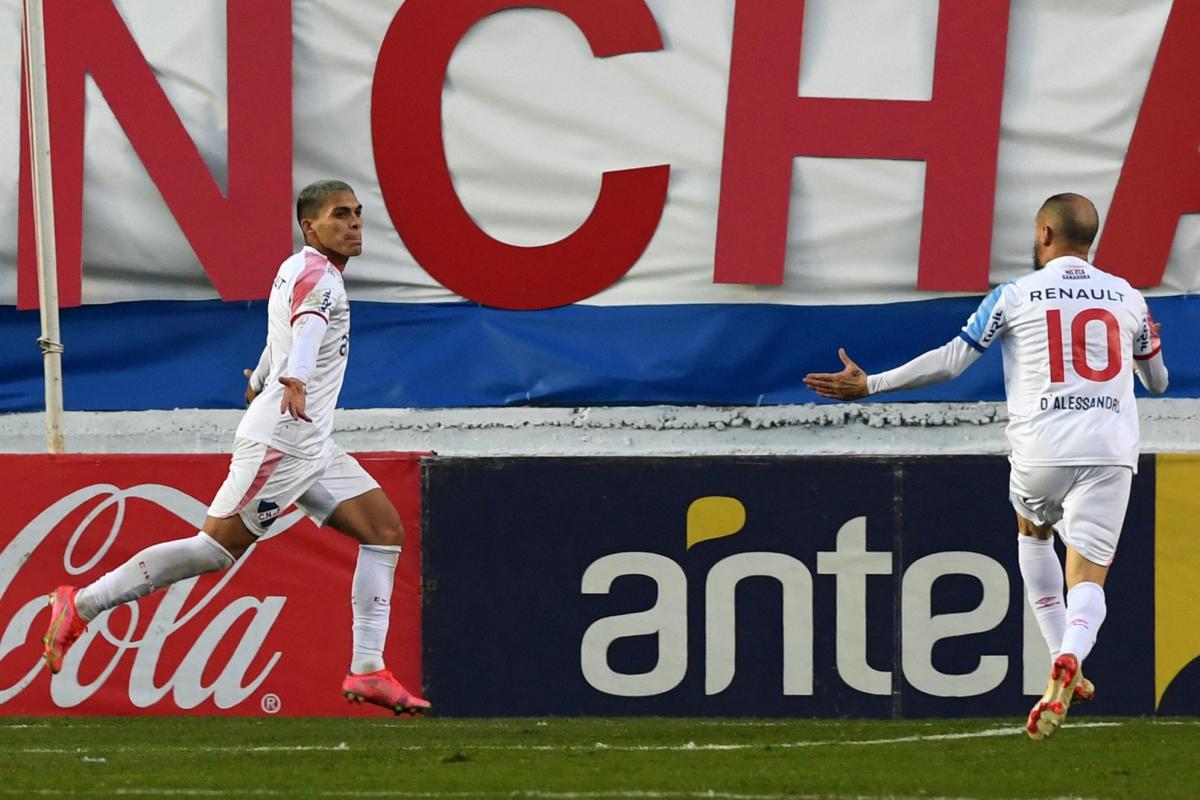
[
  {"xmin": 0, "ymin": 791, "xmax": 1106, "ymax": 800},
  {"xmin": 8, "ymin": 721, "xmax": 1122, "ymax": 757},
  {"xmin": 551, "ymin": 721, "xmax": 1123, "ymax": 752},
  {"xmin": 15, "ymin": 744, "xmax": 356, "ymax": 754}
]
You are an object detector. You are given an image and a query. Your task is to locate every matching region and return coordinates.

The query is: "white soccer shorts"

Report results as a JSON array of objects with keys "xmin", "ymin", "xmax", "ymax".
[
  {"xmin": 1008, "ymin": 463, "xmax": 1133, "ymax": 567},
  {"xmin": 208, "ymin": 437, "xmax": 380, "ymax": 536}
]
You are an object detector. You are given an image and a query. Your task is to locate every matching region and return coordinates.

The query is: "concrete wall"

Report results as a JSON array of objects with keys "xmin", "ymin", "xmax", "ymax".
[{"xmin": 1, "ymin": 398, "xmax": 1196, "ymax": 456}]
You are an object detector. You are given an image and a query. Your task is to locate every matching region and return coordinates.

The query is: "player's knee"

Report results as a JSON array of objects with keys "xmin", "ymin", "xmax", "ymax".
[
  {"xmin": 356, "ymin": 514, "xmax": 404, "ymax": 548},
  {"xmin": 374, "ymin": 518, "xmax": 404, "ymax": 548},
  {"xmin": 198, "ymin": 532, "xmax": 238, "ymax": 570}
]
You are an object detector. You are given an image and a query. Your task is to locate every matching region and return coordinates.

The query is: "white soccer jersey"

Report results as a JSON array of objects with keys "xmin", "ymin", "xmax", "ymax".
[
  {"xmin": 959, "ymin": 256, "xmax": 1161, "ymax": 469},
  {"xmin": 236, "ymin": 247, "xmax": 350, "ymax": 458}
]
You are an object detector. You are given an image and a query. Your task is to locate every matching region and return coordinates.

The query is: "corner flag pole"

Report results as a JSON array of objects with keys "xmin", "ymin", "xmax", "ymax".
[{"xmin": 22, "ymin": 0, "xmax": 65, "ymax": 454}]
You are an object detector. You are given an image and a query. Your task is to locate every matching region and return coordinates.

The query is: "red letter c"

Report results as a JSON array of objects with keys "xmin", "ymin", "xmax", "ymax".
[{"xmin": 372, "ymin": 0, "xmax": 669, "ymax": 310}]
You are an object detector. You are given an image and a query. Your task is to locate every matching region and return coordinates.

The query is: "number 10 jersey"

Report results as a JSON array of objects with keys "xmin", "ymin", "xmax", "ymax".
[{"xmin": 960, "ymin": 255, "xmax": 1164, "ymax": 469}]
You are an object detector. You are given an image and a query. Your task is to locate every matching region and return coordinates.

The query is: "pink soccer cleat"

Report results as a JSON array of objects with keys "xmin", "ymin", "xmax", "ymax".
[
  {"xmin": 42, "ymin": 586, "xmax": 88, "ymax": 675},
  {"xmin": 1026, "ymin": 653, "xmax": 1083, "ymax": 740},
  {"xmin": 342, "ymin": 669, "xmax": 430, "ymax": 716}
]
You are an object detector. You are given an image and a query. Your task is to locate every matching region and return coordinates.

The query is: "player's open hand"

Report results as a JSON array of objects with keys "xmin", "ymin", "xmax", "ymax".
[
  {"xmin": 803, "ymin": 348, "xmax": 869, "ymax": 400},
  {"xmin": 243, "ymin": 368, "xmax": 258, "ymax": 405},
  {"xmin": 278, "ymin": 376, "xmax": 311, "ymax": 422},
  {"xmin": 1146, "ymin": 308, "xmax": 1162, "ymax": 344}
]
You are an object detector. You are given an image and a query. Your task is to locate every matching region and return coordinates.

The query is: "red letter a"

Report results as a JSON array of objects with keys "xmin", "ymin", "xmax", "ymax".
[{"xmin": 1096, "ymin": 2, "xmax": 1200, "ymax": 288}]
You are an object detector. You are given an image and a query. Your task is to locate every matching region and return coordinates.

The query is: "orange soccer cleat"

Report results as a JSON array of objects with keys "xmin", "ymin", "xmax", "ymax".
[{"xmin": 42, "ymin": 586, "xmax": 88, "ymax": 675}]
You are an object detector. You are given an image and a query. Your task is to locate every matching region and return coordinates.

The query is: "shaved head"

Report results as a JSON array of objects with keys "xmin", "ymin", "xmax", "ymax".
[{"xmin": 1038, "ymin": 193, "xmax": 1099, "ymax": 249}]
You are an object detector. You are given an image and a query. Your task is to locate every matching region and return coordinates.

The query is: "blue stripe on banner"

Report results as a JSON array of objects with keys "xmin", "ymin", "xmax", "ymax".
[{"xmin": 0, "ymin": 295, "xmax": 1196, "ymax": 412}]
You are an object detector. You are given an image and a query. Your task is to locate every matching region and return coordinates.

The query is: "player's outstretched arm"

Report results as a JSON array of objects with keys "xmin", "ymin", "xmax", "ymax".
[
  {"xmin": 803, "ymin": 348, "xmax": 869, "ymax": 400},
  {"xmin": 806, "ymin": 337, "xmax": 982, "ymax": 401}
]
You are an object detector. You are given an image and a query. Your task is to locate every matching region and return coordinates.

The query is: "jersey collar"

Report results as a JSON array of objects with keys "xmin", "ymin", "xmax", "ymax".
[{"xmin": 1043, "ymin": 255, "xmax": 1092, "ymax": 272}]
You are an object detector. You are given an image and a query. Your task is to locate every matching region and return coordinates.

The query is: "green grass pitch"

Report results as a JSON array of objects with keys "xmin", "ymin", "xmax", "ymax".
[{"xmin": 3, "ymin": 716, "xmax": 1199, "ymax": 799}]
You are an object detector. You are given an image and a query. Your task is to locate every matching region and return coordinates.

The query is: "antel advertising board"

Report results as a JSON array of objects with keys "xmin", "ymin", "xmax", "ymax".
[{"xmin": 421, "ymin": 455, "xmax": 1193, "ymax": 717}]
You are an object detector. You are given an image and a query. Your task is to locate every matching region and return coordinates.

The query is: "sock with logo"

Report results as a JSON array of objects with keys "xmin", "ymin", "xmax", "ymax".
[
  {"xmin": 1017, "ymin": 535, "xmax": 1066, "ymax": 657},
  {"xmin": 1060, "ymin": 581, "xmax": 1107, "ymax": 665},
  {"xmin": 74, "ymin": 532, "xmax": 235, "ymax": 622},
  {"xmin": 349, "ymin": 544, "xmax": 401, "ymax": 675}
]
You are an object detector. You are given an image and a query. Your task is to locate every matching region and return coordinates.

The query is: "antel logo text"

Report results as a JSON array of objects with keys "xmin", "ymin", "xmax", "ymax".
[{"xmin": 580, "ymin": 516, "xmax": 1048, "ymax": 699}]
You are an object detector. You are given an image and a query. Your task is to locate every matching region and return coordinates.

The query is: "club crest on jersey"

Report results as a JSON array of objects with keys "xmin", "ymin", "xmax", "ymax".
[
  {"xmin": 256, "ymin": 500, "xmax": 281, "ymax": 529},
  {"xmin": 1062, "ymin": 268, "xmax": 1089, "ymax": 280}
]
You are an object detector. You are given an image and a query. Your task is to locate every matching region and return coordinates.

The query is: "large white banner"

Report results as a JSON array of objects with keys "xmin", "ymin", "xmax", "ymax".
[{"xmin": 1, "ymin": 0, "xmax": 1196, "ymax": 309}]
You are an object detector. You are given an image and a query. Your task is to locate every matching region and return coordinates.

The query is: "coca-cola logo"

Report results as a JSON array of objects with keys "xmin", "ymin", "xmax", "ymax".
[{"xmin": 0, "ymin": 483, "xmax": 303, "ymax": 710}]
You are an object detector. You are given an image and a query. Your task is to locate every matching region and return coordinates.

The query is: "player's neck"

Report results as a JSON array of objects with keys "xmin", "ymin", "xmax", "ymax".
[
  {"xmin": 306, "ymin": 242, "xmax": 349, "ymax": 271},
  {"xmin": 1044, "ymin": 248, "xmax": 1091, "ymax": 266}
]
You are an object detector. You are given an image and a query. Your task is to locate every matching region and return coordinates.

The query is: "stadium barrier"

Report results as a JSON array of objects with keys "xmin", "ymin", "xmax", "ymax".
[
  {"xmin": 3, "ymin": 452, "xmax": 1197, "ymax": 717},
  {"xmin": 422, "ymin": 454, "xmax": 1200, "ymax": 718},
  {"xmin": 0, "ymin": 453, "xmax": 423, "ymax": 716}
]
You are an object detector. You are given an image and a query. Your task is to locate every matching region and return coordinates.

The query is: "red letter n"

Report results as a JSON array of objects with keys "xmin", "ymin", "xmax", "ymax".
[
  {"xmin": 1096, "ymin": 2, "xmax": 1200, "ymax": 288},
  {"xmin": 18, "ymin": 0, "xmax": 291, "ymax": 309},
  {"xmin": 715, "ymin": 0, "xmax": 1009, "ymax": 292}
]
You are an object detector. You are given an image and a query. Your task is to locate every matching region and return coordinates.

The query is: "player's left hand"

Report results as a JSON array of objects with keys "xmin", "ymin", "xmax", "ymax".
[
  {"xmin": 803, "ymin": 348, "xmax": 869, "ymax": 400},
  {"xmin": 243, "ymin": 369, "xmax": 258, "ymax": 405},
  {"xmin": 278, "ymin": 376, "xmax": 311, "ymax": 422}
]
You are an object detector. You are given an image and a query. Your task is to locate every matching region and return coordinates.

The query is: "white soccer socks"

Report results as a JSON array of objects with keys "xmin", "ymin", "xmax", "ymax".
[
  {"xmin": 1018, "ymin": 535, "xmax": 1066, "ymax": 657},
  {"xmin": 74, "ymin": 532, "xmax": 235, "ymax": 622},
  {"xmin": 1060, "ymin": 580, "xmax": 1107, "ymax": 664},
  {"xmin": 349, "ymin": 544, "xmax": 401, "ymax": 675}
]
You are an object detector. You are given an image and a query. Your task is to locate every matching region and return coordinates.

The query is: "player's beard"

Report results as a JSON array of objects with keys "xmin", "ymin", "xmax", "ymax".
[{"xmin": 1031, "ymin": 245, "xmax": 1044, "ymax": 271}]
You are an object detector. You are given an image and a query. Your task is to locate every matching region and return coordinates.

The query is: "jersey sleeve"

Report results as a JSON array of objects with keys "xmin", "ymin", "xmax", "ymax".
[
  {"xmin": 1133, "ymin": 297, "xmax": 1162, "ymax": 361},
  {"xmin": 247, "ymin": 343, "xmax": 271, "ymax": 392},
  {"xmin": 1133, "ymin": 296, "xmax": 1169, "ymax": 394},
  {"xmin": 866, "ymin": 336, "xmax": 982, "ymax": 395},
  {"xmin": 290, "ymin": 266, "xmax": 343, "ymax": 325},
  {"xmin": 284, "ymin": 313, "xmax": 329, "ymax": 384},
  {"xmin": 959, "ymin": 281, "xmax": 1012, "ymax": 352}
]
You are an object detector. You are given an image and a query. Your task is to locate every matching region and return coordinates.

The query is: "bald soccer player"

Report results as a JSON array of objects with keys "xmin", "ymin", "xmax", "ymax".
[{"xmin": 804, "ymin": 193, "xmax": 1168, "ymax": 739}]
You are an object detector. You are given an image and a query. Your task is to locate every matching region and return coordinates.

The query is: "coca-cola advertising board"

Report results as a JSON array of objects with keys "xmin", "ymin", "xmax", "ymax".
[{"xmin": 0, "ymin": 453, "xmax": 424, "ymax": 716}]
